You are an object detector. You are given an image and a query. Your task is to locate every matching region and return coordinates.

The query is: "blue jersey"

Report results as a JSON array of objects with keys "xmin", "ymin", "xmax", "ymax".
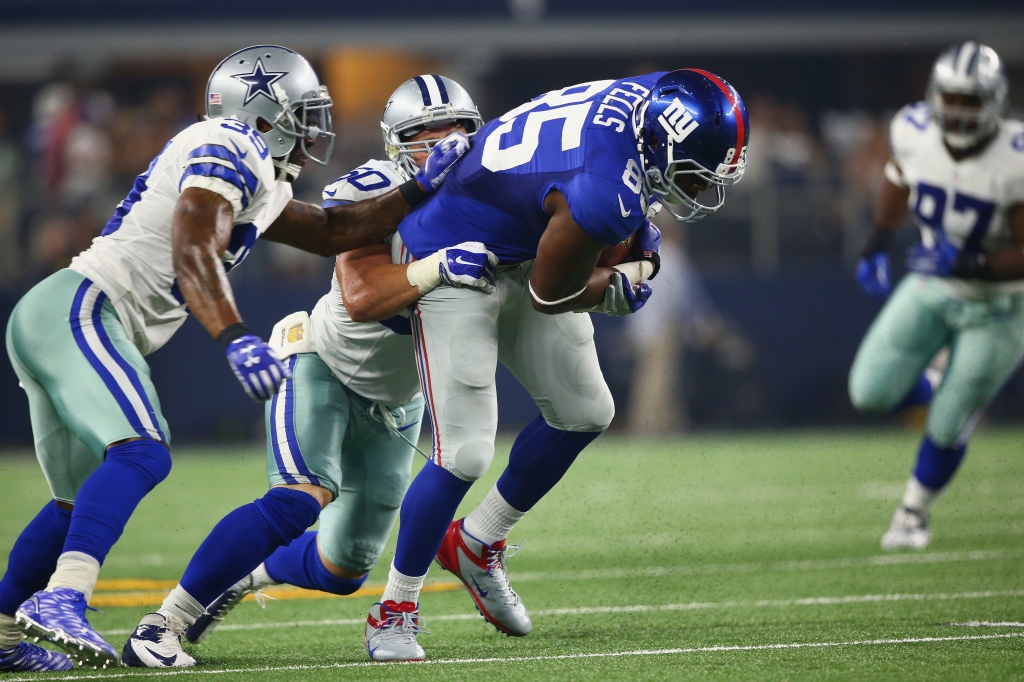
[{"xmin": 398, "ymin": 73, "xmax": 665, "ymax": 263}]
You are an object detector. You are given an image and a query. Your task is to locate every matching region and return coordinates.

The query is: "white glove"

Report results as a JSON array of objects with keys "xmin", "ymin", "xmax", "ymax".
[{"xmin": 406, "ymin": 241, "xmax": 499, "ymax": 295}]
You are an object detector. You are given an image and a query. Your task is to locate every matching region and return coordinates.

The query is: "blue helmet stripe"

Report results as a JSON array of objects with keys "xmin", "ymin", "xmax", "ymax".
[
  {"xmin": 965, "ymin": 43, "xmax": 981, "ymax": 76},
  {"xmin": 432, "ymin": 75, "xmax": 450, "ymax": 104},
  {"xmin": 412, "ymin": 76, "xmax": 432, "ymax": 105}
]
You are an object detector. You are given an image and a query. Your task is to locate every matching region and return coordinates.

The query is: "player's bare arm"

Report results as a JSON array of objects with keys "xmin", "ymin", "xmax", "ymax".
[
  {"xmin": 530, "ymin": 190, "xmax": 619, "ymax": 314},
  {"xmin": 262, "ymin": 191, "xmax": 415, "ymax": 257},
  {"xmin": 336, "ymin": 245, "xmax": 420, "ymax": 322},
  {"xmin": 172, "ymin": 187, "xmax": 244, "ymax": 339}
]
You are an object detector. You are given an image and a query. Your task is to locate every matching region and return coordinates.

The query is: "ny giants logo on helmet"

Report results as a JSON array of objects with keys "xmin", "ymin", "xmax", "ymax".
[{"xmin": 658, "ymin": 98, "xmax": 700, "ymax": 144}]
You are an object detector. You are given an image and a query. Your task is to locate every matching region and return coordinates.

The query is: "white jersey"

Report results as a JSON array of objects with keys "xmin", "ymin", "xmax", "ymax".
[
  {"xmin": 888, "ymin": 102, "xmax": 1024, "ymax": 298},
  {"xmin": 70, "ymin": 117, "xmax": 292, "ymax": 355},
  {"xmin": 309, "ymin": 159, "xmax": 421, "ymax": 405}
]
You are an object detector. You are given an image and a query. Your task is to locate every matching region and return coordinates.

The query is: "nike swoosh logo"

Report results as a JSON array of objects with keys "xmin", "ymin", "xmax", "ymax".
[
  {"xmin": 454, "ymin": 256, "xmax": 482, "ymax": 266},
  {"xmin": 228, "ymin": 140, "xmax": 248, "ymax": 159},
  {"xmin": 141, "ymin": 644, "xmax": 178, "ymax": 667},
  {"xmin": 618, "ymin": 195, "xmax": 631, "ymax": 217},
  {"xmin": 470, "ymin": 575, "xmax": 489, "ymax": 598}
]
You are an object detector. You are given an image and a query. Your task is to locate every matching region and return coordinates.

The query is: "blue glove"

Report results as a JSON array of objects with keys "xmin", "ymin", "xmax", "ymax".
[
  {"xmin": 906, "ymin": 234, "xmax": 958, "ymax": 277},
  {"xmin": 622, "ymin": 276, "xmax": 653, "ymax": 314},
  {"xmin": 414, "ymin": 131, "xmax": 470, "ymax": 195},
  {"xmin": 437, "ymin": 241, "xmax": 498, "ymax": 294},
  {"xmin": 855, "ymin": 252, "xmax": 892, "ymax": 300},
  {"xmin": 225, "ymin": 335, "xmax": 291, "ymax": 401},
  {"xmin": 625, "ymin": 221, "xmax": 662, "ymax": 279}
]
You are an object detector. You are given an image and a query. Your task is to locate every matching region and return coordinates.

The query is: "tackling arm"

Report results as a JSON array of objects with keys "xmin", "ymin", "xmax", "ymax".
[
  {"xmin": 171, "ymin": 187, "xmax": 243, "ymax": 339},
  {"xmin": 336, "ymin": 245, "xmax": 421, "ymax": 323},
  {"xmin": 261, "ymin": 190, "xmax": 413, "ymax": 257},
  {"xmin": 529, "ymin": 190, "xmax": 630, "ymax": 315}
]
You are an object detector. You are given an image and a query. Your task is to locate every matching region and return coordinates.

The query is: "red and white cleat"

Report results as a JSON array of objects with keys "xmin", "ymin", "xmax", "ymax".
[
  {"xmin": 364, "ymin": 601, "xmax": 426, "ymax": 662},
  {"xmin": 435, "ymin": 518, "xmax": 531, "ymax": 637}
]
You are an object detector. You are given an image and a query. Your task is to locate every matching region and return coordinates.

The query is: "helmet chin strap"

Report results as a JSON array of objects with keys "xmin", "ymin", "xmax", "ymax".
[{"xmin": 273, "ymin": 157, "xmax": 302, "ymax": 183}]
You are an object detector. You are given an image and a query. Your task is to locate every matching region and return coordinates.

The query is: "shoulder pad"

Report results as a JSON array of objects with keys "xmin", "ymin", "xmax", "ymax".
[{"xmin": 322, "ymin": 159, "xmax": 405, "ymax": 205}]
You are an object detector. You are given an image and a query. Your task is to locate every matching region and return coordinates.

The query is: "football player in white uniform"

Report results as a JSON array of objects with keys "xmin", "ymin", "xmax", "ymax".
[
  {"xmin": 121, "ymin": 76, "xmax": 494, "ymax": 668},
  {"xmin": 0, "ymin": 48, "xmax": 468, "ymax": 671},
  {"xmin": 850, "ymin": 42, "xmax": 1024, "ymax": 549}
]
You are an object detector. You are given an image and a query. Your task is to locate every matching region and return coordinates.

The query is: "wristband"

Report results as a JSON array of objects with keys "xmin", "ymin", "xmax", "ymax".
[
  {"xmin": 406, "ymin": 252, "xmax": 443, "ymax": 294},
  {"xmin": 952, "ymin": 252, "xmax": 995, "ymax": 280},
  {"xmin": 612, "ymin": 261, "xmax": 655, "ymax": 287},
  {"xmin": 216, "ymin": 322, "xmax": 252, "ymax": 349},
  {"xmin": 860, "ymin": 227, "xmax": 894, "ymax": 258},
  {"xmin": 399, "ymin": 178, "xmax": 428, "ymax": 208}
]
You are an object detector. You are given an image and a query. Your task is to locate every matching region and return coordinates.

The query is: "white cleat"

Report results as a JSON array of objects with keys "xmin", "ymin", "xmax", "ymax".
[
  {"xmin": 364, "ymin": 601, "xmax": 426, "ymax": 662},
  {"xmin": 881, "ymin": 506, "xmax": 931, "ymax": 550},
  {"xmin": 435, "ymin": 518, "xmax": 532, "ymax": 636},
  {"xmin": 122, "ymin": 613, "xmax": 196, "ymax": 668}
]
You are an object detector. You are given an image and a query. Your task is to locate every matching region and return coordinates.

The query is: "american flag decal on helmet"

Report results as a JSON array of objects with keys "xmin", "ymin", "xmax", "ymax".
[{"xmin": 209, "ymin": 93, "xmax": 222, "ymax": 105}]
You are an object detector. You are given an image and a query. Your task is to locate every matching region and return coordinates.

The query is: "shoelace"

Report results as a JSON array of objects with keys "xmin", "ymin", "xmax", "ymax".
[
  {"xmin": 484, "ymin": 541, "xmax": 524, "ymax": 607},
  {"xmin": 210, "ymin": 581, "xmax": 274, "ymax": 622},
  {"xmin": 379, "ymin": 609, "xmax": 430, "ymax": 644}
]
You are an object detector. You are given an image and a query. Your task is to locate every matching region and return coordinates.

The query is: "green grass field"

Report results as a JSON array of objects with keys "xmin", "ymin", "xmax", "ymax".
[{"xmin": 2, "ymin": 428, "xmax": 1023, "ymax": 680}]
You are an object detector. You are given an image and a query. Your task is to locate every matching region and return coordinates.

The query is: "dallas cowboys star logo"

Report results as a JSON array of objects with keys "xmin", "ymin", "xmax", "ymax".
[{"xmin": 232, "ymin": 58, "xmax": 288, "ymax": 106}]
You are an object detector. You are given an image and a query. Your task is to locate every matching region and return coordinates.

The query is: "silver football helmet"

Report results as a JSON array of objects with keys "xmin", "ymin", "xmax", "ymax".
[
  {"xmin": 206, "ymin": 45, "xmax": 335, "ymax": 180},
  {"xmin": 381, "ymin": 75, "xmax": 483, "ymax": 177},
  {"xmin": 927, "ymin": 41, "xmax": 1008, "ymax": 150}
]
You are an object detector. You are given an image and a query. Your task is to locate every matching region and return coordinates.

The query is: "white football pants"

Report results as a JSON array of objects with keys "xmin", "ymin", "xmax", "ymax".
[{"xmin": 410, "ymin": 260, "xmax": 614, "ymax": 481}]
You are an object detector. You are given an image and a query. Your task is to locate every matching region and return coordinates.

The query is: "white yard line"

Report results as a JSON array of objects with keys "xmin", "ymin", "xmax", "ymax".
[
  {"xmin": 9, "ymin": 632, "xmax": 1024, "ymax": 681},
  {"xmin": 511, "ymin": 548, "xmax": 1024, "ymax": 583},
  {"xmin": 950, "ymin": 621, "xmax": 1024, "ymax": 627},
  {"xmin": 97, "ymin": 588, "xmax": 1024, "ymax": 636}
]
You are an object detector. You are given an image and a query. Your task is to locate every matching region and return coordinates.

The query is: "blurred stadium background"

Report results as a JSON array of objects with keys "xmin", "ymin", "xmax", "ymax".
[{"xmin": 1, "ymin": 0, "xmax": 1024, "ymax": 445}]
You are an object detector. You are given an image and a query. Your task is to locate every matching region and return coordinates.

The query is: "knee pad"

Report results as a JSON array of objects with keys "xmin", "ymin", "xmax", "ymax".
[
  {"xmin": 586, "ymin": 385, "xmax": 615, "ymax": 432},
  {"xmin": 253, "ymin": 488, "xmax": 321, "ymax": 545},
  {"xmin": 106, "ymin": 439, "xmax": 172, "ymax": 490},
  {"xmin": 450, "ymin": 440, "xmax": 494, "ymax": 481}
]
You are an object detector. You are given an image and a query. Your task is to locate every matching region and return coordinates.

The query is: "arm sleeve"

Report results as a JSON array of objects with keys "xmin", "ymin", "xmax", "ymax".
[
  {"xmin": 179, "ymin": 131, "xmax": 264, "ymax": 216},
  {"xmin": 553, "ymin": 173, "xmax": 643, "ymax": 245}
]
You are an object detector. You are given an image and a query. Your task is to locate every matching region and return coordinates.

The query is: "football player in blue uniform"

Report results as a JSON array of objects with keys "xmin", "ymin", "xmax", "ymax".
[
  {"xmin": 363, "ymin": 69, "xmax": 749, "ymax": 661},
  {"xmin": 0, "ymin": 46, "xmax": 467, "ymax": 671}
]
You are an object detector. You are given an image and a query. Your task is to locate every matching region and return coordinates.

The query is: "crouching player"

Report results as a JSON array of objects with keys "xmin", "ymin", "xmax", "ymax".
[
  {"xmin": 850, "ymin": 42, "xmax": 1024, "ymax": 549},
  {"xmin": 122, "ymin": 76, "xmax": 493, "ymax": 668}
]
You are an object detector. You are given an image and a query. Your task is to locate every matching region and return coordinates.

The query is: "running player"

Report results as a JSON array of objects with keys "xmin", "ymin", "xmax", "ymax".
[
  {"xmin": 850, "ymin": 42, "xmax": 1024, "ymax": 549},
  {"xmin": 121, "ymin": 76, "xmax": 494, "ymax": 668},
  {"xmin": 363, "ymin": 69, "xmax": 748, "ymax": 661},
  {"xmin": 0, "ymin": 48, "xmax": 467, "ymax": 671}
]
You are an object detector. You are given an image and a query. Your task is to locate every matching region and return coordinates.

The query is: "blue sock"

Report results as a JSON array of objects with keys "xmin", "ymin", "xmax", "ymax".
[
  {"xmin": 898, "ymin": 375, "xmax": 935, "ymax": 410},
  {"xmin": 264, "ymin": 531, "xmax": 366, "ymax": 595},
  {"xmin": 180, "ymin": 487, "xmax": 320, "ymax": 608},
  {"xmin": 913, "ymin": 436, "xmax": 967, "ymax": 490},
  {"xmin": 393, "ymin": 461, "xmax": 472, "ymax": 577},
  {"xmin": 496, "ymin": 415, "xmax": 601, "ymax": 512},
  {"xmin": 0, "ymin": 501, "xmax": 72, "ymax": 615},
  {"xmin": 63, "ymin": 439, "xmax": 171, "ymax": 563}
]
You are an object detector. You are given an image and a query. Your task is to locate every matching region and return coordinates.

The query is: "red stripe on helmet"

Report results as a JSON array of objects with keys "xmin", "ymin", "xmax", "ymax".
[{"xmin": 683, "ymin": 68, "xmax": 745, "ymax": 167}]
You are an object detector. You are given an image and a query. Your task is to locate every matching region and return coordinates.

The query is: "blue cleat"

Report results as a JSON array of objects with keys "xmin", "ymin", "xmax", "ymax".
[
  {"xmin": 0, "ymin": 641, "xmax": 74, "ymax": 672},
  {"xmin": 15, "ymin": 588, "xmax": 119, "ymax": 670}
]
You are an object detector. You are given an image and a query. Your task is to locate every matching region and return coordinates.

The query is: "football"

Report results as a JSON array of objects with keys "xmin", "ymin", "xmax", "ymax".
[{"xmin": 596, "ymin": 231, "xmax": 638, "ymax": 267}]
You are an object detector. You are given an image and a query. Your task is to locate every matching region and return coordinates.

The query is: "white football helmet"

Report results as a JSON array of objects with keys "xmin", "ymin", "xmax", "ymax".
[
  {"xmin": 381, "ymin": 75, "xmax": 483, "ymax": 177},
  {"xmin": 206, "ymin": 45, "xmax": 335, "ymax": 180},
  {"xmin": 927, "ymin": 41, "xmax": 1008, "ymax": 151}
]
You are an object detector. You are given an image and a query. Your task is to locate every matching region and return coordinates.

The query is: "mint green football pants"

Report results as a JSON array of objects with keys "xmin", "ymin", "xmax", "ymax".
[
  {"xmin": 849, "ymin": 273, "xmax": 1024, "ymax": 447},
  {"xmin": 6, "ymin": 269, "xmax": 169, "ymax": 503},
  {"xmin": 265, "ymin": 352, "xmax": 424, "ymax": 574}
]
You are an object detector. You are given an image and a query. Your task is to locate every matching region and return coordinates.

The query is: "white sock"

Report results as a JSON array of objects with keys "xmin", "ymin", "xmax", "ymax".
[
  {"xmin": 902, "ymin": 476, "xmax": 940, "ymax": 516},
  {"xmin": 463, "ymin": 486, "xmax": 527, "ymax": 546},
  {"xmin": 0, "ymin": 612, "xmax": 21, "ymax": 650},
  {"xmin": 46, "ymin": 551, "xmax": 101, "ymax": 600},
  {"xmin": 381, "ymin": 563, "xmax": 425, "ymax": 605},
  {"xmin": 157, "ymin": 584, "xmax": 205, "ymax": 627},
  {"xmin": 250, "ymin": 563, "xmax": 279, "ymax": 590}
]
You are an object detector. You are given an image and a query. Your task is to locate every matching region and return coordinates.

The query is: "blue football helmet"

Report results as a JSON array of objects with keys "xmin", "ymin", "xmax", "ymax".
[{"xmin": 632, "ymin": 69, "xmax": 749, "ymax": 222}]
